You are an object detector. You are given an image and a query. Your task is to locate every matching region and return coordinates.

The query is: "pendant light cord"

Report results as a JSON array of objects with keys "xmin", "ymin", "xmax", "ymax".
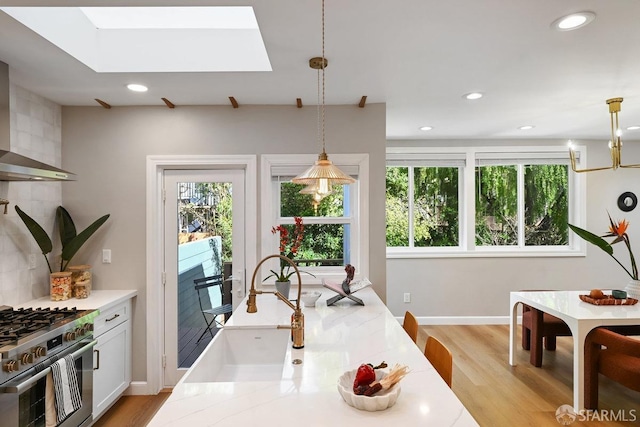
[
  {"xmin": 317, "ymin": 68, "xmax": 321, "ymax": 150},
  {"xmin": 321, "ymin": 0, "xmax": 326, "ymax": 155}
]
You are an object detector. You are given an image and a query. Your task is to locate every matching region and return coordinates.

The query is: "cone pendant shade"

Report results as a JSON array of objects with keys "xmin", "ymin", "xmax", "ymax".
[{"xmin": 292, "ymin": 151, "xmax": 355, "ymax": 194}]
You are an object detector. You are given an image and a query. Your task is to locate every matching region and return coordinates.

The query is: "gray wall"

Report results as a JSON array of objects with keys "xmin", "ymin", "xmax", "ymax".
[
  {"xmin": 386, "ymin": 138, "xmax": 640, "ymax": 319},
  {"xmin": 61, "ymin": 104, "xmax": 387, "ymax": 384}
]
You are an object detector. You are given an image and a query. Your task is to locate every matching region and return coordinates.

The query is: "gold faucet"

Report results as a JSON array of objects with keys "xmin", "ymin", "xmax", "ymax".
[{"xmin": 247, "ymin": 254, "xmax": 304, "ymax": 349}]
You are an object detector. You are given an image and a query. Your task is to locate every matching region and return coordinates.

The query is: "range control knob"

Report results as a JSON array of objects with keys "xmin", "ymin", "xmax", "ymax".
[
  {"xmin": 33, "ymin": 346, "xmax": 47, "ymax": 358},
  {"xmin": 83, "ymin": 324, "xmax": 93, "ymax": 334},
  {"xmin": 75, "ymin": 327, "xmax": 85, "ymax": 337},
  {"xmin": 20, "ymin": 353, "xmax": 34, "ymax": 365},
  {"xmin": 3, "ymin": 360, "xmax": 17, "ymax": 372},
  {"xmin": 64, "ymin": 331, "xmax": 76, "ymax": 342}
]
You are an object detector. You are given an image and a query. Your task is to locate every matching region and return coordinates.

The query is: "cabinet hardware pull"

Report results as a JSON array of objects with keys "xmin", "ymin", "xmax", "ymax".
[
  {"xmin": 94, "ymin": 349, "xmax": 100, "ymax": 370},
  {"xmin": 106, "ymin": 314, "xmax": 120, "ymax": 322}
]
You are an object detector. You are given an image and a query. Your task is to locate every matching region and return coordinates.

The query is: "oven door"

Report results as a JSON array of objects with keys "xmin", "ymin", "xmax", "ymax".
[{"xmin": 0, "ymin": 338, "xmax": 96, "ymax": 427}]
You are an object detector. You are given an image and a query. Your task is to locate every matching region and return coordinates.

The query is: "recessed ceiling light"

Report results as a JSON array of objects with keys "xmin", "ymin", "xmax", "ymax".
[
  {"xmin": 419, "ymin": 126, "xmax": 433, "ymax": 131},
  {"xmin": 464, "ymin": 92, "xmax": 483, "ymax": 100},
  {"xmin": 551, "ymin": 11, "xmax": 596, "ymax": 31},
  {"xmin": 627, "ymin": 126, "xmax": 640, "ymax": 131},
  {"xmin": 518, "ymin": 125, "xmax": 534, "ymax": 130},
  {"xmin": 127, "ymin": 84, "xmax": 148, "ymax": 92}
]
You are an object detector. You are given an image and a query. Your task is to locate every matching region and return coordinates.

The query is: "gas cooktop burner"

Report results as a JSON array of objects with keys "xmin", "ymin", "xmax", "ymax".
[
  {"xmin": 0, "ymin": 306, "xmax": 80, "ymax": 343},
  {"xmin": 0, "ymin": 305, "xmax": 98, "ymax": 386},
  {"xmin": 0, "ymin": 305, "xmax": 94, "ymax": 352}
]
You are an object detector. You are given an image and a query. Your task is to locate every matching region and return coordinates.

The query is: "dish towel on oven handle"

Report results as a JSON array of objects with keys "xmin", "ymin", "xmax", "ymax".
[{"xmin": 51, "ymin": 354, "xmax": 82, "ymax": 424}]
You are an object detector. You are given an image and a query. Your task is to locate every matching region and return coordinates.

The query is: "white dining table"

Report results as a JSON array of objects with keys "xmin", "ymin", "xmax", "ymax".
[{"xmin": 509, "ymin": 290, "xmax": 640, "ymax": 410}]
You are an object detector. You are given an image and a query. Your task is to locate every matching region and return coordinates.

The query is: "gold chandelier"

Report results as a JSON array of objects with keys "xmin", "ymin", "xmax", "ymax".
[
  {"xmin": 292, "ymin": 0, "xmax": 356, "ymax": 193},
  {"xmin": 569, "ymin": 97, "xmax": 640, "ymax": 172}
]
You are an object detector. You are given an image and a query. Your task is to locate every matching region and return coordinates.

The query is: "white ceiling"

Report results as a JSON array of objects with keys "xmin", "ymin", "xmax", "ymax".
[{"xmin": 0, "ymin": 0, "xmax": 639, "ymax": 141}]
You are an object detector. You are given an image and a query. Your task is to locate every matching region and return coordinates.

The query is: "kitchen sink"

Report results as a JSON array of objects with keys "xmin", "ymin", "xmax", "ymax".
[{"xmin": 182, "ymin": 327, "xmax": 289, "ymax": 383}]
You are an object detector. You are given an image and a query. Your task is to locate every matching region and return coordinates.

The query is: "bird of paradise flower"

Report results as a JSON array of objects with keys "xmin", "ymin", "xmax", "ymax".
[{"xmin": 569, "ymin": 212, "xmax": 638, "ymax": 280}]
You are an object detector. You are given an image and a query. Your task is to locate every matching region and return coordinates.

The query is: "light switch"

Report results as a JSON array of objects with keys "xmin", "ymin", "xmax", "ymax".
[
  {"xmin": 28, "ymin": 254, "xmax": 37, "ymax": 269},
  {"xmin": 102, "ymin": 249, "xmax": 112, "ymax": 264}
]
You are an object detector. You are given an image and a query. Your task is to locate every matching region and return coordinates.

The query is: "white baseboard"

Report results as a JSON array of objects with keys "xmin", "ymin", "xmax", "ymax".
[
  {"xmin": 396, "ymin": 316, "xmax": 522, "ymax": 325},
  {"xmin": 125, "ymin": 381, "xmax": 152, "ymax": 395}
]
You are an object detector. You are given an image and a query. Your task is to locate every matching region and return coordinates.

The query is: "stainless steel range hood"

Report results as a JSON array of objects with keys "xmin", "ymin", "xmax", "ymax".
[{"xmin": 0, "ymin": 61, "xmax": 75, "ymax": 181}]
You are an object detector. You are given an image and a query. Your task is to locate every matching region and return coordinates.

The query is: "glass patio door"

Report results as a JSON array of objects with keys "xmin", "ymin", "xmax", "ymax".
[{"xmin": 163, "ymin": 169, "xmax": 245, "ymax": 386}]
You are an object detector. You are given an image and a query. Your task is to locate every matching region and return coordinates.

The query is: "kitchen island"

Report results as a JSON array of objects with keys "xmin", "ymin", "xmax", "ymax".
[{"xmin": 148, "ymin": 287, "xmax": 477, "ymax": 426}]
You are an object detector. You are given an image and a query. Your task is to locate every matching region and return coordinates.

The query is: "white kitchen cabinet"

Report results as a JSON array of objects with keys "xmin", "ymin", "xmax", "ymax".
[{"xmin": 92, "ymin": 298, "xmax": 132, "ymax": 421}]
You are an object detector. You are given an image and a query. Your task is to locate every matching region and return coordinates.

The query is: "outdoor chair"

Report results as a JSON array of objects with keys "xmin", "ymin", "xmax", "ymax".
[{"xmin": 194, "ymin": 274, "xmax": 233, "ymax": 343}]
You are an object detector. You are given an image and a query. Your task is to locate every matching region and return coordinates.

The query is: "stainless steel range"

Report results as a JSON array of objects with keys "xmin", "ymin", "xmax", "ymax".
[{"xmin": 0, "ymin": 305, "xmax": 99, "ymax": 427}]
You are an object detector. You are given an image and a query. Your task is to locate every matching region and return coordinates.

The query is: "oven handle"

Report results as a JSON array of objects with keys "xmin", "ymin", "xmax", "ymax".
[{"xmin": 1, "ymin": 339, "xmax": 97, "ymax": 394}]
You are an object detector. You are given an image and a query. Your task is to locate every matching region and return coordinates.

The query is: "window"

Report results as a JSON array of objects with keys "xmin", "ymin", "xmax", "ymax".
[
  {"xmin": 475, "ymin": 163, "xmax": 569, "ymax": 248},
  {"xmin": 386, "ymin": 147, "xmax": 585, "ymax": 257},
  {"xmin": 279, "ymin": 181, "xmax": 351, "ymax": 266},
  {"xmin": 386, "ymin": 166, "xmax": 461, "ymax": 248},
  {"xmin": 261, "ymin": 154, "xmax": 369, "ymax": 282}
]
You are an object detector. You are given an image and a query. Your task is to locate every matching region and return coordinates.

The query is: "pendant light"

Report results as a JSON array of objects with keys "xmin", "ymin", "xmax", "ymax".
[
  {"xmin": 569, "ymin": 97, "xmax": 640, "ymax": 172},
  {"xmin": 292, "ymin": 0, "xmax": 356, "ymax": 192}
]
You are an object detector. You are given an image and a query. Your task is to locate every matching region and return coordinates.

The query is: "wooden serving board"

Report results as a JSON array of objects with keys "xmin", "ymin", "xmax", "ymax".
[{"xmin": 579, "ymin": 294, "xmax": 638, "ymax": 305}]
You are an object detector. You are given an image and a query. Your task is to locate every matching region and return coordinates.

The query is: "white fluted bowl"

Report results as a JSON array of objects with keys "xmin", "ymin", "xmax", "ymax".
[
  {"xmin": 300, "ymin": 291, "xmax": 322, "ymax": 307},
  {"xmin": 337, "ymin": 369, "xmax": 401, "ymax": 411}
]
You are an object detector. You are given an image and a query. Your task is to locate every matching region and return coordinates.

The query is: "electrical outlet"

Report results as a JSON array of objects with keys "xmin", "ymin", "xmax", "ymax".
[
  {"xmin": 403, "ymin": 293, "xmax": 411, "ymax": 303},
  {"xmin": 102, "ymin": 249, "xmax": 112, "ymax": 264},
  {"xmin": 28, "ymin": 254, "xmax": 37, "ymax": 269}
]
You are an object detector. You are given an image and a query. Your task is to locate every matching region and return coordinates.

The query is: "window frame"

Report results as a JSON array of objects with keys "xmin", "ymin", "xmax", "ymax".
[
  {"xmin": 386, "ymin": 145, "xmax": 587, "ymax": 258},
  {"xmin": 261, "ymin": 153, "xmax": 369, "ymax": 284}
]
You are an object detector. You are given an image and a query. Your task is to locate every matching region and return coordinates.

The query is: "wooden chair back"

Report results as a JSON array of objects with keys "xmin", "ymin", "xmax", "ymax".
[
  {"xmin": 425, "ymin": 336, "xmax": 453, "ymax": 388},
  {"xmin": 402, "ymin": 311, "xmax": 419, "ymax": 344}
]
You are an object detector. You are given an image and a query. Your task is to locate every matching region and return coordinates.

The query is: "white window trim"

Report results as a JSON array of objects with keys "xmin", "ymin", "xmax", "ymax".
[
  {"xmin": 386, "ymin": 145, "xmax": 587, "ymax": 258},
  {"xmin": 261, "ymin": 153, "xmax": 369, "ymax": 283}
]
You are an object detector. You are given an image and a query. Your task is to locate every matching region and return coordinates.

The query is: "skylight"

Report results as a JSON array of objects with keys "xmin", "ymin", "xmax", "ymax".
[
  {"xmin": 0, "ymin": 7, "xmax": 271, "ymax": 73},
  {"xmin": 79, "ymin": 7, "xmax": 258, "ymax": 30}
]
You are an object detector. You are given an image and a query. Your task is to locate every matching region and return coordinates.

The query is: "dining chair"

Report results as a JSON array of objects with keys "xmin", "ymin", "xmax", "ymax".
[
  {"xmin": 584, "ymin": 327, "xmax": 640, "ymax": 409},
  {"xmin": 519, "ymin": 289, "xmax": 573, "ymax": 367},
  {"xmin": 521, "ymin": 304, "xmax": 572, "ymax": 366},
  {"xmin": 402, "ymin": 311, "xmax": 419, "ymax": 344},
  {"xmin": 425, "ymin": 336, "xmax": 453, "ymax": 387}
]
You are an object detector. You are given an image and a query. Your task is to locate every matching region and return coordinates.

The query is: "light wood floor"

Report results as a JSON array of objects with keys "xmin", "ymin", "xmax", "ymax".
[
  {"xmin": 421, "ymin": 325, "xmax": 640, "ymax": 427},
  {"xmin": 93, "ymin": 325, "xmax": 640, "ymax": 427},
  {"xmin": 92, "ymin": 392, "xmax": 171, "ymax": 427}
]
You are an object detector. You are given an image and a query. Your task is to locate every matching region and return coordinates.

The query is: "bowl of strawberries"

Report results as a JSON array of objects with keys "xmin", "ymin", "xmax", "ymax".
[{"xmin": 337, "ymin": 362, "xmax": 408, "ymax": 411}]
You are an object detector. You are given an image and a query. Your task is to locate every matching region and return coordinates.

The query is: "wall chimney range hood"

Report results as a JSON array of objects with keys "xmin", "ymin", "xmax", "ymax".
[{"xmin": 0, "ymin": 61, "xmax": 75, "ymax": 181}]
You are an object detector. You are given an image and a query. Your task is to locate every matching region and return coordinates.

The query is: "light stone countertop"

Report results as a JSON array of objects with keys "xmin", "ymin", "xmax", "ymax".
[
  {"xmin": 14, "ymin": 289, "xmax": 138, "ymax": 312},
  {"xmin": 149, "ymin": 286, "xmax": 478, "ymax": 426}
]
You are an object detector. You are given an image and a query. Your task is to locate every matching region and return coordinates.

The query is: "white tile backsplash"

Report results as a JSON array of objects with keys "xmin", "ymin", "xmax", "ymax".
[{"xmin": 0, "ymin": 84, "xmax": 62, "ymax": 305}]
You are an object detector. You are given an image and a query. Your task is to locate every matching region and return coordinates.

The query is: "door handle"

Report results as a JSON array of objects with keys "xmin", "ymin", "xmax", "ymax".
[{"xmin": 94, "ymin": 349, "xmax": 100, "ymax": 370}]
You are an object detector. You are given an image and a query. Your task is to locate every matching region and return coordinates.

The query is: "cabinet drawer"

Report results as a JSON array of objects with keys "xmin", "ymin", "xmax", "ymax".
[{"xmin": 94, "ymin": 300, "xmax": 130, "ymax": 337}]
